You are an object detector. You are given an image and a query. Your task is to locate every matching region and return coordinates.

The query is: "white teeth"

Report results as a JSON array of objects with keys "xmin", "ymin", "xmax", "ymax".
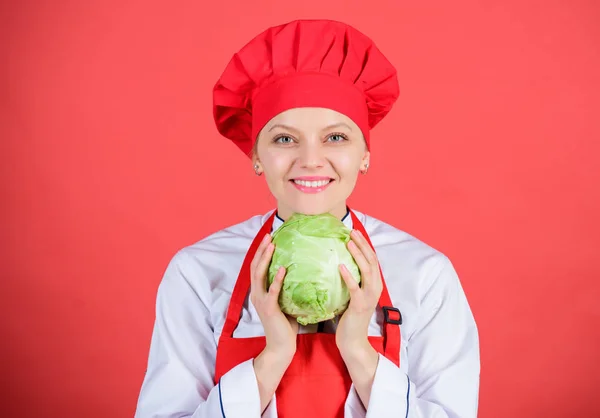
[{"xmin": 293, "ymin": 179, "xmax": 331, "ymax": 187}]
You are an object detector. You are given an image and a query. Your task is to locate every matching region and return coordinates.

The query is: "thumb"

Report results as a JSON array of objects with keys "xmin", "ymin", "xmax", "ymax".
[
  {"xmin": 268, "ymin": 266, "xmax": 286, "ymax": 299},
  {"xmin": 287, "ymin": 315, "xmax": 299, "ymax": 334},
  {"xmin": 339, "ymin": 264, "xmax": 360, "ymax": 294}
]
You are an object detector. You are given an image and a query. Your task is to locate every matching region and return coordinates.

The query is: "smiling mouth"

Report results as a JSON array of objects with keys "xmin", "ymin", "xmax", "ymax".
[
  {"xmin": 291, "ymin": 179, "xmax": 333, "ymax": 188},
  {"xmin": 289, "ymin": 178, "xmax": 334, "ymax": 193}
]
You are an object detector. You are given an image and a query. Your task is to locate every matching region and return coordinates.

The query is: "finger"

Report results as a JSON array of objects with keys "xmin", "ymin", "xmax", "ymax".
[
  {"xmin": 347, "ymin": 239, "xmax": 371, "ymax": 286},
  {"xmin": 252, "ymin": 242, "xmax": 275, "ymax": 294},
  {"xmin": 267, "ymin": 266, "xmax": 286, "ymax": 301},
  {"xmin": 250, "ymin": 233, "xmax": 272, "ymax": 272},
  {"xmin": 350, "ymin": 230, "xmax": 378, "ymax": 266},
  {"xmin": 339, "ymin": 264, "xmax": 361, "ymax": 295}
]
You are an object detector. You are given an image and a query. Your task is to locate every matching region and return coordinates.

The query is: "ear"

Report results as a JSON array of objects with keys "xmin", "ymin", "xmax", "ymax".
[
  {"xmin": 252, "ymin": 158, "xmax": 262, "ymax": 176},
  {"xmin": 251, "ymin": 147, "xmax": 260, "ymax": 167},
  {"xmin": 251, "ymin": 137, "xmax": 264, "ymax": 175},
  {"xmin": 360, "ymin": 150, "xmax": 371, "ymax": 170}
]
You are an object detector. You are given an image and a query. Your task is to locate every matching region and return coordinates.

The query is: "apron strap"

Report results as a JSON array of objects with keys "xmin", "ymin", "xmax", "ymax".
[
  {"xmin": 220, "ymin": 209, "xmax": 401, "ymax": 367},
  {"xmin": 221, "ymin": 212, "xmax": 276, "ymax": 338},
  {"xmin": 349, "ymin": 210, "xmax": 401, "ymax": 367}
]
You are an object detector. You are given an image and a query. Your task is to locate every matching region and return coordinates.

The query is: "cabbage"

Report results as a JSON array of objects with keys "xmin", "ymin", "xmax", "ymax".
[{"xmin": 267, "ymin": 212, "xmax": 361, "ymax": 325}]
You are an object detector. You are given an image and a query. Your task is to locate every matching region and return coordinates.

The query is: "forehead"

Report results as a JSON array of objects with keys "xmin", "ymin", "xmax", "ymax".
[{"xmin": 263, "ymin": 107, "xmax": 359, "ymax": 133}]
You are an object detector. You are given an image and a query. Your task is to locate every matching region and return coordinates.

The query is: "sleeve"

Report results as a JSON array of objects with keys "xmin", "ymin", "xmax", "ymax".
[
  {"xmin": 344, "ymin": 255, "xmax": 480, "ymax": 418},
  {"xmin": 134, "ymin": 250, "xmax": 278, "ymax": 418}
]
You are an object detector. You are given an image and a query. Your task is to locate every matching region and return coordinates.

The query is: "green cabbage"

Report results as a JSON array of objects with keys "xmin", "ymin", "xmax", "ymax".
[{"xmin": 267, "ymin": 212, "xmax": 361, "ymax": 325}]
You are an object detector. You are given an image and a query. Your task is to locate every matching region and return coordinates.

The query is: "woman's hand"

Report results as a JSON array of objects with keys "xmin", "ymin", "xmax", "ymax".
[
  {"xmin": 250, "ymin": 233, "xmax": 299, "ymax": 412},
  {"xmin": 336, "ymin": 229, "xmax": 383, "ymax": 408},
  {"xmin": 336, "ymin": 229, "xmax": 383, "ymax": 352}
]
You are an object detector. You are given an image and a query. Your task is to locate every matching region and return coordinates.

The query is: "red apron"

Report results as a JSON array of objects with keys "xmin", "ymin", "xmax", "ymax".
[{"xmin": 214, "ymin": 210, "xmax": 402, "ymax": 417}]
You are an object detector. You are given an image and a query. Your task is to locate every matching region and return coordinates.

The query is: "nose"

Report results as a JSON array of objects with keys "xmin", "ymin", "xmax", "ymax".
[{"xmin": 298, "ymin": 140, "xmax": 325, "ymax": 169}]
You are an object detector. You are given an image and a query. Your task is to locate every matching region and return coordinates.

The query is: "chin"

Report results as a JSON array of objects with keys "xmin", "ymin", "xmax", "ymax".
[
  {"xmin": 285, "ymin": 198, "xmax": 342, "ymax": 217},
  {"xmin": 275, "ymin": 183, "xmax": 349, "ymax": 218},
  {"xmin": 293, "ymin": 206, "xmax": 329, "ymax": 216}
]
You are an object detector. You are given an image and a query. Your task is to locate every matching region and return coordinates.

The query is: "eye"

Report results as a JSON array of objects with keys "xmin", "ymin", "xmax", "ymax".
[
  {"xmin": 327, "ymin": 133, "xmax": 348, "ymax": 142},
  {"xmin": 274, "ymin": 135, "xmax": 295, "ymax": 144}
]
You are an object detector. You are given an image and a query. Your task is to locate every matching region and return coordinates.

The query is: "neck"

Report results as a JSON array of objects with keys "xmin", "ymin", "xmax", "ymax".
[{"xmin": 276, "ymin": 203, "xmax": 349, "ymax": 222}]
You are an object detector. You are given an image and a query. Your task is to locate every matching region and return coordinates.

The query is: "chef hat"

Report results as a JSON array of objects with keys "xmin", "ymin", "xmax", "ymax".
[{"xmin": 213, "ymin": 19, "xmax": 399, "ymax": 156}]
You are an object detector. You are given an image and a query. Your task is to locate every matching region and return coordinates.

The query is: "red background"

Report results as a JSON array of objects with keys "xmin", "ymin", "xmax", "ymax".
[{"xmin": 2, "ymin": 1, "xmax": 599, "ymax": 417}]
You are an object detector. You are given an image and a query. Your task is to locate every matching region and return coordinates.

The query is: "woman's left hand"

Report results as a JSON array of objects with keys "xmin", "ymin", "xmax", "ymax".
[
  {"xmin": 336, "ymin": 228, "xmax": 383, "ymax": 353},
  {"xmin": 335, "ymin": 229, "xmax": 383, "ymax": 407}
]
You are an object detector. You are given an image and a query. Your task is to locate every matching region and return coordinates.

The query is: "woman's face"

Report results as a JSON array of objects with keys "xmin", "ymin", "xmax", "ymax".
[{"xmin": 254, "ymin": 107, "xmax": 370, "ymax": 220}]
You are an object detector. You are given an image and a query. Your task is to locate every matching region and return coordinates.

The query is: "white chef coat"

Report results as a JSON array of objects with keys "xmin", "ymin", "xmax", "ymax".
[{"xmin": 134, "ymin": 209, "xmax": 480, "ymax": 418}]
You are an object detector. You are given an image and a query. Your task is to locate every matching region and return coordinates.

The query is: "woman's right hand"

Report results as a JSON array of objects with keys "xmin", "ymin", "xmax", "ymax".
[{"xmin": 249, "ymin": 233, "xmax": 299, "ymax": 412}]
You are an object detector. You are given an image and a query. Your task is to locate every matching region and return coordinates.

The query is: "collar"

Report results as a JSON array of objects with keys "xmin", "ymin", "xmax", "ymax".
[{"xmin": 271, "ymin": 208, "xmax": 353, "ymax": 233}]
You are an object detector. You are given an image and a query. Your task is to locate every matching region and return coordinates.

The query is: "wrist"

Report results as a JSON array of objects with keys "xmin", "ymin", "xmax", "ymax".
[
  {"xmin": 339, "ymin": 340, "xmax": 379, "ymax": 391},
  {"xmin": 256, "ymin": 327, "xmax": 297, "ymax": 384},
  {"xmin": 257, "ymin": 345, "xmax": 295, "ymax": 373},
  {"xmin": 335, "ymin": 311, "xmax": 370, "ymax": 349},
  {"xmin": 338, "ymin": 338, "xmax": 375, "ymax": 362},
  {"xmin": 253, "ymin": 347, "xmax": 294, "ymax": 404}
]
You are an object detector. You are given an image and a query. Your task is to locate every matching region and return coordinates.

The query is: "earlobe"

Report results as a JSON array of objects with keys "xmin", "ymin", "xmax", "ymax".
[
  {"xmin": 253, "ymin": 162, "xmax": 262, "ymax": 176},
  {"xmin": 360, "ymin": 162, "xmax": 370, "ymax": 175},
  {"xmin": 360, "ymin": 151, "xmax": 370, "ymax": 175}
]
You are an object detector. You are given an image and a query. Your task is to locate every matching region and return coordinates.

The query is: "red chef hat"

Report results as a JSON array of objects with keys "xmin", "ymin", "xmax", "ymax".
[{"xmin": 213, "ymin": 19, "xmax": 399, "ymax": 156}]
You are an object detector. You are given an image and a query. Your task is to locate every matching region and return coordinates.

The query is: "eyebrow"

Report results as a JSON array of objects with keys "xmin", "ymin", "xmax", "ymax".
[{"xmin": 268, "ymin": 122, "xmax": 353, "ymax": 133}]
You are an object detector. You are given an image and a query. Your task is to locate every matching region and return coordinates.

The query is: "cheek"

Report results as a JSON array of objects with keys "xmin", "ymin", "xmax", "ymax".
[
  {"xmin": 332, "ymin": 154, "xmax": 361, "ymax": 177},
  {"xmin": 262, "ymin": 153, "xmax": 293, "ymax": 183}
]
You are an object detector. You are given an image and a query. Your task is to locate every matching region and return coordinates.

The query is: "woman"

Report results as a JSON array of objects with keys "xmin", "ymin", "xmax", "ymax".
[{"xmin": 134, "ymin": 19, "xmax": 480, "ymax": 418}]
